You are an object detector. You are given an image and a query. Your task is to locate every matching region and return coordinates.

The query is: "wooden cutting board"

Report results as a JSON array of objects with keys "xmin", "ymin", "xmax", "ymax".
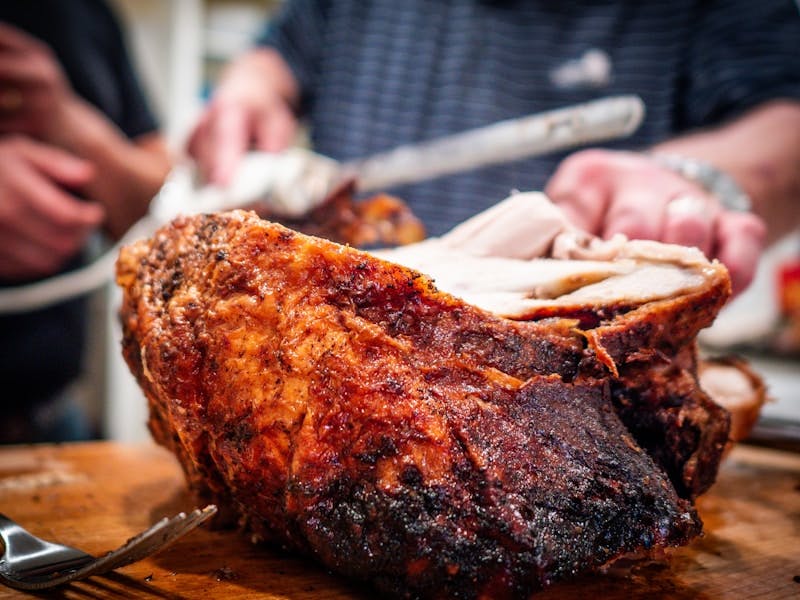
[{"xmin": 0, "ymin": 441, "xmax": 798, "ymax": 599}]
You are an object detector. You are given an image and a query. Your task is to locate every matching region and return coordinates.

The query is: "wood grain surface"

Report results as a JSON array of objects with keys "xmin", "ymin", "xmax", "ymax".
[{"xmin": 0, "ymin": 441, "xmax": 798, "ymax": 599}]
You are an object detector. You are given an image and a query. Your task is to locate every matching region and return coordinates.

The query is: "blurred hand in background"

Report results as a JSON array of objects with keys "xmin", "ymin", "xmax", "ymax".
[
  {"xmin": 0, "ymin": 0, "xmax": 170, "ymax": 444},
  {"xmin": 188, "ymin": 48, "xmax": 299, "ymax": 186},
  {"xmin": 0, "ymin": 136, "xmax": 103, "ymax": 280}
]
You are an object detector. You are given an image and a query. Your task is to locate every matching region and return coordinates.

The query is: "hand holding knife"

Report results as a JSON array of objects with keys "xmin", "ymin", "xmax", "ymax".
[
  {"xmin": 0, "ymin": 95, "xmax": 645, "ymax": 313},
  {"xmin": 175, "ymin": 95, "xmax": 645, "ymax": 219}
]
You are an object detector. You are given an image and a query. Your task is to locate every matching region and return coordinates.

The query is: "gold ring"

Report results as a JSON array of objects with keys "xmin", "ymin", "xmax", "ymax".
[{"xmin": 0, "ymin": 89, "xmax": 23, "ymax": 112}]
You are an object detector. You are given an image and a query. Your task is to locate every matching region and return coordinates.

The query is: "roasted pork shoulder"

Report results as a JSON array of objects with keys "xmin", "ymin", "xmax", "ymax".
[{"xmin": 117, "ymin": 194, "xmax": 732, "ymax": 598}]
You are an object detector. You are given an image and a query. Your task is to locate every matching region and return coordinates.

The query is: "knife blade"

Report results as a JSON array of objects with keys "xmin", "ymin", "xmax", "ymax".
[
  {"xmin": 347, "ymin": 95, "xmax": 645, "ymax": 194},
  {"xmin": 247, "ymin": 94, "xmax": 645, "ymax": 217}
]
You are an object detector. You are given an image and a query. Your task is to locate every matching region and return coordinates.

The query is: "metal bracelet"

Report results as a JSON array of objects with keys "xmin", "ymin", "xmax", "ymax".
[{"xmin": 650, "ymin": 153, "xmax": 752, "ymax": 212}]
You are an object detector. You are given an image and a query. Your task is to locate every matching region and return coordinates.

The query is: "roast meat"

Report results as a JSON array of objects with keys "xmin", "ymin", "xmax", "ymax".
[{"xmin": 117, "ymin": 194, "xmax": 731, "ymax": 598}]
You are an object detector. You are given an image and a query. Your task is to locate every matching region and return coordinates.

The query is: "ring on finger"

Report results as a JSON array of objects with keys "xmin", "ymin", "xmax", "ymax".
[{"xmin": 665, "ymin": 193, "xmax": 712, "ymax": 219}]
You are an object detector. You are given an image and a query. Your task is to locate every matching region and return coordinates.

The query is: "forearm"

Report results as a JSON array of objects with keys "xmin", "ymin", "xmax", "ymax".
[
  {"xmin": 51, "ymin": 97, "xmax": 171, "ymax": 239},
  {"xmin": 654, "ymin": 100, "xmax": 800, "ymax": 245}
]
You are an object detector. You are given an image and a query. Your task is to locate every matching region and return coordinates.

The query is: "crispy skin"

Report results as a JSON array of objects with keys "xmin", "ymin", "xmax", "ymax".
[
  {"xmin": 260, "ymin": 183, "xmax": 426, "ymax": 248},
  {"xmin": 117, "ymin": 211, "xmax": 729, "ymax": 598}
]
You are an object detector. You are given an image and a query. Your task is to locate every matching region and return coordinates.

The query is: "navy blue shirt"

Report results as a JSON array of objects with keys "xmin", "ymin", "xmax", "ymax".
[
  {"xmin": 0, "ymin": 0, "xmax": 159, "ymax": 410},
  {"xmin": 261, "ymin": 0, "xmax": 800, "ymax": 235}
]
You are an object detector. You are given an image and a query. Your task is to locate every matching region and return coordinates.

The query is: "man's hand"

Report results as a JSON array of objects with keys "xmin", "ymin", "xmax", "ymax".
[
  {"xmin": 0, "ymin": 136, "xmax": 104, "ymax": 280},
  {"xmin": 188, "ymin": 48, "xmax": 300, "ymax": 186},
  {"xmin": 0, "ymin": 23, "xmax": 74, "ymax": 140},
  {"xmin": 545, "ymin": 149, "xmax": 766, "ymax": 295}
]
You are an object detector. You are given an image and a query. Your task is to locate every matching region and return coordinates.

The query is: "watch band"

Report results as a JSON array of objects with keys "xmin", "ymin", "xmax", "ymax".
[{"xmin": 650, "ymin": 153, "xmax": 752, "ymax": 212}]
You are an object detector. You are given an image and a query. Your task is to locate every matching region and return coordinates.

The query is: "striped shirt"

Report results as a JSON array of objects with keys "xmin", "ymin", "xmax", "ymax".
[{"xmin": 260, "ymin": 0, "xmax": 800, "ymax": 235}]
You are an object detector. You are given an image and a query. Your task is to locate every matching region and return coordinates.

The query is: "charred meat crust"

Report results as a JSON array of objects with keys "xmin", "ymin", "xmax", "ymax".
[{"xmin": 117, "ymin": 211, "xmax": 730, "ymax": 598}]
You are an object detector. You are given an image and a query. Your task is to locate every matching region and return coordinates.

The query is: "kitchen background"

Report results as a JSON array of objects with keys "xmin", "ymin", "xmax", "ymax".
[{"xmin": 91, "ymin": 0, "xmax": 798, "ymax": 443}]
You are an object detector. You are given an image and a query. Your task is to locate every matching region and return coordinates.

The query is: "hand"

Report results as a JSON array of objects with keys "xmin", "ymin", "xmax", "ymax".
[
  {"xmin": 187, "ymin": 50, "xmax": 299, "ymax": 186},
  {"xmin": 0, "ymin": 23, "xmax": 75, "ymax": 140},
  {"xmin": 0, "ymin": 136, "xmax": 105, "ymax": 281},
  {"xmin": 545, "ymin": 149, "xmax": 766, "ymax": 295}
]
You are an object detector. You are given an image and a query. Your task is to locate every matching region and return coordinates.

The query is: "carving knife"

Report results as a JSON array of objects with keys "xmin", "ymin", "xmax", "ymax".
[
  {"xmin": 347, "ymin": 94, "xmax": 645, "ymax": 194},
  {"xmin": 180, "ymin": 94, "xmax": 646, "ymax": 219}
]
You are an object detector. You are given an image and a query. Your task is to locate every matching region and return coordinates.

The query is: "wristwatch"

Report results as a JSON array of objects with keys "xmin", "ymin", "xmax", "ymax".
[{"xmin": 650, "ymin": 153, "xmax": 752, "ymax": 212}]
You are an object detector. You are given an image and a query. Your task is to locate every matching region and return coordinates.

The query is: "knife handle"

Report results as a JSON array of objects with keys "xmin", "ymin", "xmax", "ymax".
[{"xmin": 350, "ymin": 95, "xmax": 645, "ymax": 193}]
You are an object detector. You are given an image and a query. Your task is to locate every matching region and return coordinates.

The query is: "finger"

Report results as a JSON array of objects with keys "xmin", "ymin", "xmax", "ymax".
[
  {"xmin": 0, "ymin": 113, "xmax": 32, "ymax": 134},
  {"xmin": 186, "ymin": 108, "xmax": 211, "ymax": 160},
  {"xmin": 545, "ymin": 151, "xmax": 612, "ymax": 234},
  {"xmin": 546, "ymin": 184, "xmax": 609, "ymax": 235},
  {"xmin": 0, "ymin": 56, "xmax": 48, "ymax": 85},
  {"xmin": 0, "ymin": 222, "xmax": 78, "ymax": 278},
  {"xmin": 662, "ymin": 193, "xmax": 717, "ymax": 256},
  {"xmin": 9, "ymin": 194, "xmax": 98, "ymax": 257},
  {"xmin": 9, "ymin": 151, "xmax": 104, "ymax": 230},
  {"xmin": 256, "ymin": 104, "xmax": 297, "ymax": 153},
  {"xmin": 186, "ymin": 113, "xmax": 213, "ymax": 180},
  {"xmin": 25, "ymin": 180, "xmax": 105, "ymax": 232},
  {"xmin": 0, "ymin": 165, "xmax": 102, "ymax": 263},
  {"xmin": 714, "ymin": 212, "xmax": 767, "ymax": 296},
  {"xmin": 0, "ymin": 23, "xmax": 43, "ymax": 51},
  {"xmin": 19, "ymin": 138, "xmax": 95, "ymax": 189},
  {"xmin": 25, "ymin": 202, "xmax": 102, "ymax": 246},
  {"xmin": 602, "ymin": 185, "xmax": 665, "ymax": 241},
  {"xmin": 210, "ymin": 104, "xmax": 251, "ymax": 185}
]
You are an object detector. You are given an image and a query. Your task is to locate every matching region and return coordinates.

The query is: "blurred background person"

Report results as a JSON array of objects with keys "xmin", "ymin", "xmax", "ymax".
[
  {"xmin": 0, "ymin": 0, "xmax": 171, "ymax": 444},
  {"xmin": 189, "ymin": 0, "xmax": 800, "ymax": 297}
]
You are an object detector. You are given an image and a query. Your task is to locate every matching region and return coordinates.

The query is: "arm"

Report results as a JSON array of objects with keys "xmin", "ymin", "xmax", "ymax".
[
  {"xmin": 188, "ymin": 48, "xmax": 301, "ymax": 185},
  {"xmin": 47, "ymin": 96, "xmax": 171, "ymax": 239},
  {"xmin": 187, "ymin": 0, "xmax": 331, "ymax": 185},
  {"xmin": 0, "ymin": 22, "xmax": 170, "ymax": 240},
  {"xmin": 654, "ymin": 100, "xmax": 800, "ymax": 246},
  {"xmin": 546, "ymin": 101, "xmax": 800, "ymax": 294}
]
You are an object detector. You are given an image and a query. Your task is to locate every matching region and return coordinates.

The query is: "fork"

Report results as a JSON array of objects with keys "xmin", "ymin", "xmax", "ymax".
[{"xmin": 0, "ymin": 505, "xmax": 217, "ymax": 591}]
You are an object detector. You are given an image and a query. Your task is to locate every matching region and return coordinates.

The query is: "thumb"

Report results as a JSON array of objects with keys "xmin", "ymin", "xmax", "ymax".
[
  {"xmin": 70, "ymin": 199, "xmax": 106, "ymax": 229},
  {"xmin": 255, "ymin": 102, "xmax": 298, "ymax": 153},
  {"xmin": 211, "ymin": 106, "xmax": 250, "ymax": 185},
  {"xmin": 21, "ymin": 139, "xmax": 95, "ymax": 188},
  {"xmin": 545, "ymin": 152, "xmax": 612, "ymax": 235}
]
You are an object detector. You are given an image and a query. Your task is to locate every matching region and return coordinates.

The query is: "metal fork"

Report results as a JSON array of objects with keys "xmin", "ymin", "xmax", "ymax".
[{"xmin": 0, "ymin": 505, "xmax": 217, "ymax": 591}]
